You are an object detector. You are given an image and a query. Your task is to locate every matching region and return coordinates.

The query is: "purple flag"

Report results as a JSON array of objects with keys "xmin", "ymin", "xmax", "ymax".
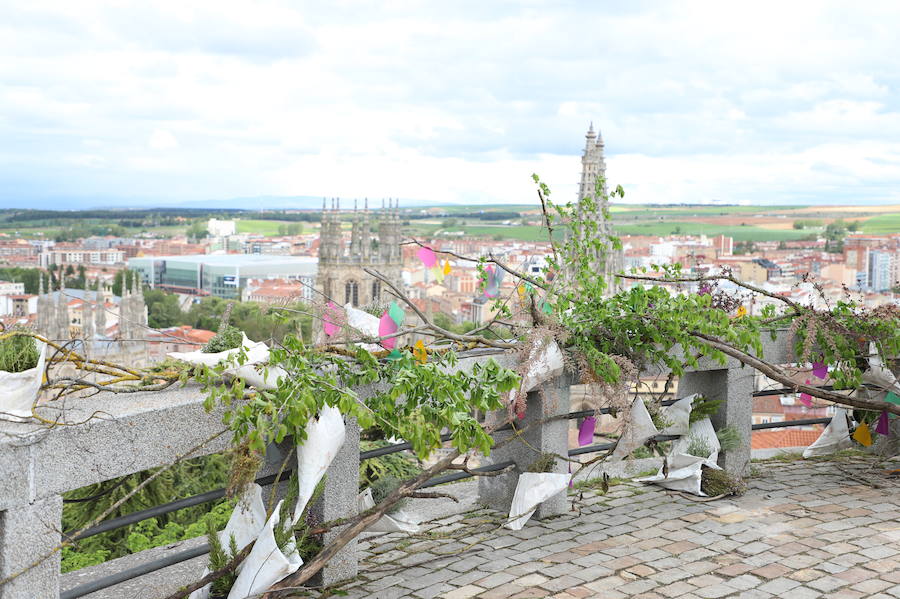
[
  {"xmin": 578, "ymin": 416, "xmax": 596, "ymax": 446},
  {"xmin": 875, "ymin": 411, "xmax": 890, "ymax": 435},
  {"xmin": 812, "ymin": 361, "xmax": 828, "ymax": 380}
]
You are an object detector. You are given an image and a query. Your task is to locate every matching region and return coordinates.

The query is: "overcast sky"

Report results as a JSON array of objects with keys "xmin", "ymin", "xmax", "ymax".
[{"xmin": 3, "ymin": 1, "xmax": 900, "ymax": 208}]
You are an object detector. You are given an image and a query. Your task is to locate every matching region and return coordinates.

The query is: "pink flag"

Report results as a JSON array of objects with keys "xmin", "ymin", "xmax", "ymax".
[
  {"xmin": 417, "ymin": 246, "xmax": 437, "ymax": 268},
  {"xmin": 812, "ymin": 361, "xmax": 828, "ymax": 380},
  {"xmin": 799, "ymin": 379, "xmax": 813, "ymax": 407},
  {"xmin": 578, "ymin": 417, "xmax": 596, "ymax": 446},
  {"xmin": 378, "ymin": 311, "xmax": 398, "ymax": 350},
  {"xmin": 875, "ymin": 411, "xmax": 890, "ymax": 435},
  {"xmin": 323, "ymin": 302, "xmax": 340, "ymax": 337}
]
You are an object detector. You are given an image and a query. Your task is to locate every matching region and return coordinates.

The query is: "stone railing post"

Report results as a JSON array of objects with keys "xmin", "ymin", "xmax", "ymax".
[
  {"xmin": 679, "ymin": 366, "xmax": 753, "ymax": 475},
  {"xmin": 0, "ymin": 495, "xmax": 62, "ymax": 599},
  {"xmin": 479, "ymin": 374, "xmax": 570, "ymax": 519},
  {"xmin": 309, "ymin": 417, "xmax": 359, "ymax": 586}
]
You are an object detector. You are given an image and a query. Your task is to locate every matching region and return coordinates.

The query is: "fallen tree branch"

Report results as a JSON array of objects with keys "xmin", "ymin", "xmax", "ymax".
[{"xmin": 692, "ymin": 332, "xmax": 900, "ymax": 417}]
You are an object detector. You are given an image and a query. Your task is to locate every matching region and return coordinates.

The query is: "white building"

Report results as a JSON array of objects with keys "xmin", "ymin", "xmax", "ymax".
[
  {"xmin": 208, "ymin": 219, "xmax": 237, "ymax": 237},
  {"xmin": 0, "ymin": 281, "xmax": 25, "ymax": 296}
]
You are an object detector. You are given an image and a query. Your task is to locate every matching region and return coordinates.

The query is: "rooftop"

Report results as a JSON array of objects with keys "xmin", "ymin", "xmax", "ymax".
[{"xmin": 130, "ymin": 253, "xmax": 317, "ymax": 267}]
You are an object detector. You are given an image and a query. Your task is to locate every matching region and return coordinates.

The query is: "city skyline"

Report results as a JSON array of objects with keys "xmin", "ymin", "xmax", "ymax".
[{"xmin": 3, "ymin": 2, "xmax": 900, "ymax": 208}]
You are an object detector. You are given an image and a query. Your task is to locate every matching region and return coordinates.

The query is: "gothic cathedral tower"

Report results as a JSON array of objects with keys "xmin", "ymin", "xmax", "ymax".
[
  {"xmin": 316, "ymin": 198, "xmax": 403, "ymax": 309},
  {"xmin": 576, "ymin": 123, "xmax": 623, "ymax": 293}
]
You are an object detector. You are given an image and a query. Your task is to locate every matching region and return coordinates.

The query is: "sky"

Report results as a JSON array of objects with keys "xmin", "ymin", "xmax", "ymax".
[{"xmin": 3, "ymin": 1, "xmax": 900, "ymax": 209}]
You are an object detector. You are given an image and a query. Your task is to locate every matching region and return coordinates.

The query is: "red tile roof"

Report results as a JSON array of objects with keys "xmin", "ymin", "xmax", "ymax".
[{"xmin": 751, "ymin": 429, "xmax": 823, "ymax": 450}]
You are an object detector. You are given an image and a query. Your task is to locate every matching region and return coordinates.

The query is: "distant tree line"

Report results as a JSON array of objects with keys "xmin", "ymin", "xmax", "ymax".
[{"xmin": 143, "ymin": 289, "xmax": 312, "ymax": 342}]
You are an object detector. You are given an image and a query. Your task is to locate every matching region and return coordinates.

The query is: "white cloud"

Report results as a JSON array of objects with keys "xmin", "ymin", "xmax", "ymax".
[
  {"xmin": 148, "ymin": 129, "xmax": 179, "ymax": 150},
  {"xmin": 1, "ymin": 0, "xmax": 900, "ymax": 207}
]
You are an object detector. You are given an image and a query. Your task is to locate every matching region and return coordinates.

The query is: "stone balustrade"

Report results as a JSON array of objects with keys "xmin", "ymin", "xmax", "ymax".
[{"xmin": 0, "ymin": 335, "xmax": 796, "ymax": 598}]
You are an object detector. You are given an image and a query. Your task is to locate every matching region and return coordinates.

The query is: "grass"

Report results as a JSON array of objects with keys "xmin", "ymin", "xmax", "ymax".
[
  {"xmin": 860, "ymin": 213, "xmax": 900, "ymax": 234},
  {"xmin": 235, "ymin": 219, "xmax": 294, "ymax": 235},
  {"xmin": 614, "ymin": 221, "xmax": 813, "ymax": 241}
]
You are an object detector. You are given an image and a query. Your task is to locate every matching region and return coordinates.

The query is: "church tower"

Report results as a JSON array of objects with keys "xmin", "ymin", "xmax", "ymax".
[
  {"xmin": 316, "ymin": 197, "xmax": 404, "ymax": 311},
  {"xmin": 575, "ymin": 123, "xmax": 623, "ymax": 293}
]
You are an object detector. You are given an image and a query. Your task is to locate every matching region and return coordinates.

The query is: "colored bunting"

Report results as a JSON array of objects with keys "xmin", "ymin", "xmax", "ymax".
[
  {"xmin": 541, "ymin": 300, "xmax": 553, "ymax": 315},
  {"xmin": 387, "ymin": 349, "xmax": 402, "ymax": 361},
  {"xmin": 578, "ymin": 416, "xmax": 596, "ymax": 446},
  {"xmin": 413, "ymin": 340, "xmax": 427, "ymax": 364},
  {"xmin": 388, "ymin": 301, "xmax": 405, "ymax": 327},
  {"xmin": 875, "ymin": 411, "xmax": 890, "ymax": 435},
  {"xmin": 812, "ymin": 361, "xmax": 828, "ymax": 380},
  {"xmin": 852, "ymin": 422, "xmax": 872, "ymax": 447},
  {"xmin": 378, "ymin": 311, "xmax": 398, "ymax": 350},
  {"xmin": 734, "ymin": 305, "xmax": 747, "ymax": 318},
  {"xmin": 417, "ymin": 246, "xmax": 437, "ymax": 268},
  {"xmin": 323, "ymin": 301, "xmax": 341, "ymax": 337},
  {"xmin": 517, "ymin": 284, "xmax": 526, "ymax": 302},
  {"xmin": 442, "ymin": 260, "xmax": 451, "ymax": 276}
]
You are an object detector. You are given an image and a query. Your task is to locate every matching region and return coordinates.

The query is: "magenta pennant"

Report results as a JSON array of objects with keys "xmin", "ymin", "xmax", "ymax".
[
  {"xmin": 812, "ymin": 361, "xmax": 828, "ymax": 380},
  {"xmin": 578, "ymin": 416, "xmax": 596, "ymax": 446},
  {"xmin": 417, "ymin": 246, "xmax": 437, "ymax": 268},
  {"xmin": 323, "ymin": 301, "xmax": 341, "ymax": 337},
  {"xmin": 378, "ymin": 310, "xmax": 398, "ymax": 350},
  {"xmin": 875, "ymin": 411, "xmax": 890, "ymax": 435}
]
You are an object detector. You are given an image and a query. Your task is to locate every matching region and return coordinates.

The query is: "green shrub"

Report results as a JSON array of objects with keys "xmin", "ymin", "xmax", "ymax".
[
  {"xmin": 369, "ymin": 475, "xmax": 408, "ymax": 514},
  {"xmin": 688, "ymin": 395, "xmax": 721, "ymax": 424},
  {"xmin": 701, "ymin": 467, "xmax": 746, "ymax": 496},
  {"xmin": 716, "ymin": 426, "xmax": 742, "ymax": 452},
  {"xmin": 0, "ymin": 333, "xmax": 39, "ymax": 373},
  {"xmin": 685, "ymin": 434, "xmax": 712, "ymax": 458},
  {"xmin": 203, "ymin": 326, "xmax": 243, "ymax": 353},
  {"xmin": 359, "ymin": 441, "xmax": 422, "ymax": 489}
]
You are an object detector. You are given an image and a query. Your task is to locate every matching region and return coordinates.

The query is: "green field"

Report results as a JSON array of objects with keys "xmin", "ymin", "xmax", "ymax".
[
  {"xmin": 614, "ymin": 221, "xmax": 812, "ymax": 242},
  {"xmin": 860, "ymin": 214, "xmax": 900, "ymax": 234},
  {"xmin": 235, "ymin": 219, "xmax": 294, "ymax": 235}
]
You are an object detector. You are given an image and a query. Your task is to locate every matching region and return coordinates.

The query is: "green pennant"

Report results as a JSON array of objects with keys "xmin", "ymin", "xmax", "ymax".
[
  {"xmin": 887, "ymin": 391, "xmax": 900, "ymax": 418},
  {"xmin": 541, "ymin": 300, "xmax": 553, "ymax": 315},
  {"xmin": 387, "ymin": 348, "xmax": 403, "ymax": 361},
  {"xmin": 388, "ymin": 301, "xmax": 405, "ymax": 327}
]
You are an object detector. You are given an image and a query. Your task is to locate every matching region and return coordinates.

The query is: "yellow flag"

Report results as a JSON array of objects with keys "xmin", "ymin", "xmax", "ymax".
[
  {"xmin": 852, "ymin": 422, "xmax": 872, "ymax": 447},
  {"xmin": 442, "ymin": 260, "xmax": 451, "ymax": 276},
  {"xmin": 517, "ymin": 285, "xmax": 526, "ymax": 302},
  {"xmin": 734, "ymin": 305, "xmax": 748, "ymax": 319},
  {"xmin": 413, "ymin": 339, "xmax": 427, "ymax": 364}
]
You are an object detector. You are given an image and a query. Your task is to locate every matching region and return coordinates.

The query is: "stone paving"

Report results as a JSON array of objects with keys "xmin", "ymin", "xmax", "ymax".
[{"xmin": 332, "ymin": 456, "xmax": 900, "ymax": 599}]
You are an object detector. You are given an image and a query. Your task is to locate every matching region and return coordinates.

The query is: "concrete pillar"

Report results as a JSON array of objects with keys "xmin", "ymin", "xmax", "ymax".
[
  {"xmin": 678, "ymin": 366, "xmax": 754, "ymax": 476},
  {"xmin": 0, "ymin": 495, "xmax": 62, "ymax": 599},
  {"xmin": 479, "ymin": 375, "xmax": 570, "ymax": 519},
  {"xmin": 309, "ymin": 417, "xmax": 359, "ymax": 586}
]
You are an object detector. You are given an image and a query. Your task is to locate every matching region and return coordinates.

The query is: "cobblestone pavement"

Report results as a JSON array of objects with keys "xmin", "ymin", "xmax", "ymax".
[{"xmin": 332, "ymin": 457, "xmax": 900, "ymax": 599}]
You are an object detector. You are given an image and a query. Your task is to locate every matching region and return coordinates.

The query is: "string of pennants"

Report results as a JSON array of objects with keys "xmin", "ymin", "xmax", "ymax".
[{"xmin": 798, "ymin": 358, "xmax": 897, "ymax": 446}]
